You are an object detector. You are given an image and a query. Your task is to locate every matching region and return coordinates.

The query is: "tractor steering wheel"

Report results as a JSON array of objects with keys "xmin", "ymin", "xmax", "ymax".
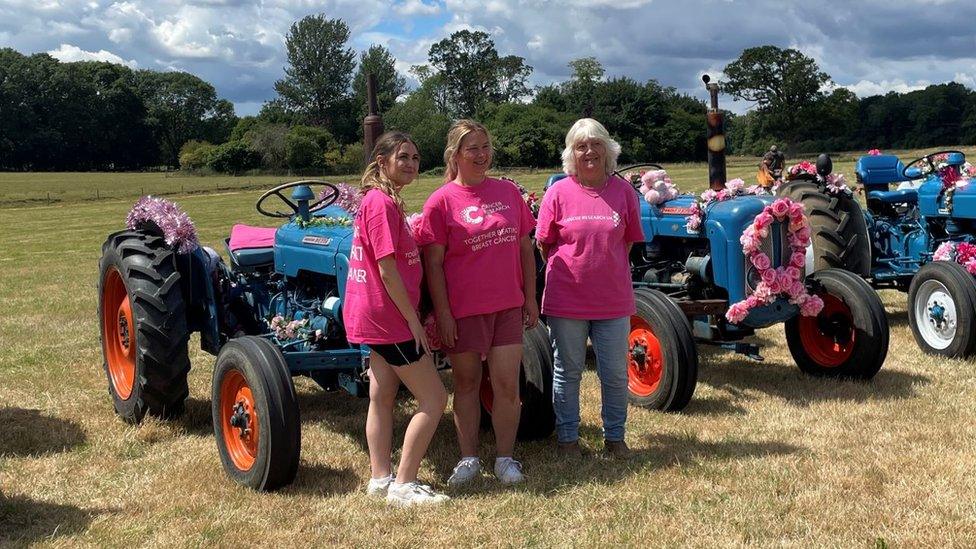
[
  {"xmin": 255, "ymin": 180, "xmax": 340, "ymax": 218},
  {"xmin": 614, "ymin": 163, "xmax": 665, "ymax": 187},
  {"xmin": 902, "ymin": 150, "xmax": 965, "ymax": 180}
]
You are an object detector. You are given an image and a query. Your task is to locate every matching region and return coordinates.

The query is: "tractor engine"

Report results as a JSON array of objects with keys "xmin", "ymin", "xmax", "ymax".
[{"xmin": 267, "ymin": 273, "xmax": 345, "ymax": 352}]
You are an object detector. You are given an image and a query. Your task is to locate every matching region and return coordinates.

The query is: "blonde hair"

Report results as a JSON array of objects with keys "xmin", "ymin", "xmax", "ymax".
[
  {"xmin": 561, "ymin": 118, "xmax": 622, "ymax": 176},
  {"xmin": 360, "ymin": 131, "xmax": 416, "ymax": 214},
  {"xmin": 443, "ymin": 119, "xmax": 492, "ymax": 183}
]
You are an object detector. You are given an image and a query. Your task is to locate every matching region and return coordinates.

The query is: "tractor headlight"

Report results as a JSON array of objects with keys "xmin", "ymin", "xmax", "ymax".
[{"xmin": 746, "ymin": 266, "xmax": 762, "ymax": 292}]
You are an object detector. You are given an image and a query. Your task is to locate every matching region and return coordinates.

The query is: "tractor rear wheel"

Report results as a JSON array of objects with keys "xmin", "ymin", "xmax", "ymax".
[
  {"xmin": 785, "ymin": 269, "xmax": 888, "ymax": 379},
  {"xmin": 212, "ymin": 336, "xmax": 300, "ymax": 491},
  {"xmin": 778, "ymin": 180, "xmax": 872, "ymax": 276},
  {"xmin": 908, "ymin": 261, "xmax": 976, "ymax": 357},
  {"xmin": 479, "ymin": 322, "xmax": 556, "ymax": 441},
  {"xmin": 98, "ymin": 230, "xmax": 190, "ymax": 423},
  {"xmin": 627, "ymin": 289, "xmax": 698, "ymax": 411}
]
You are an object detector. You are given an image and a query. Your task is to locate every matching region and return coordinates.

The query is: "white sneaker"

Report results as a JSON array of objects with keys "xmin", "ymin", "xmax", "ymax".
[
  {"xmin": 385, "ymin": 481, "xmax": 450, "ymax": 507},
  {"xmin": 494, "ymin": 457, "xmax": 524, "ymax": 484},
  {"xmin": 366, "ymin": 474, "xmax": 392, "ymax": 497},
  {"xmin": 447, "ymin": 457, "xmax": 482, "ymax": 486}
]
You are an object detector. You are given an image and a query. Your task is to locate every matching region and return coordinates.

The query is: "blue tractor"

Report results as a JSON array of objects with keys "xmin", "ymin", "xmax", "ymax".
[
  {"xmin": 786, "ymin": 149, "xmax": 976, "ymax": 357},
  {"xmin": 541, "ymin": 77, "xmax": 890, "ymax": 412},
  {"xmin": 97, "ymin": 181, "xmax": 555, "ymax": 491}
]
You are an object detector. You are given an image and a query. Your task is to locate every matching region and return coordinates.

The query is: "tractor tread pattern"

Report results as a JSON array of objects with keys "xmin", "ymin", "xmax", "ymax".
[
  {"xmin": 779, "ymin": 181, "xmax": 872, "ymax": 276},
  {"xmin": 99, "ymin": 230, "xmax": 191, "ymax": 423}
]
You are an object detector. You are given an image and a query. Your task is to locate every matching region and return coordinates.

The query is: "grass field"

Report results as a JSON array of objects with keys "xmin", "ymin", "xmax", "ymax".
[{"xmin": 2, "ymin": 151, "xmax": 976, "ymax": 546}]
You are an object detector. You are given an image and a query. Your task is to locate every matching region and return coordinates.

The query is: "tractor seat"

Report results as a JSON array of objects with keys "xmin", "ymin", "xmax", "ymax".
[
  {"xmin": 867, "ymin": 188, "xmax": 918, "ymax": 205},
  {"xmin": 227, "ymin": 224, "xmax": 276, "ymax": 268}
]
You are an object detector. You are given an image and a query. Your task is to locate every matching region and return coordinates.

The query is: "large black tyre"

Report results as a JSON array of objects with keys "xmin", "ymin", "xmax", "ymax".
[
  {"xmin": 98, "ymin": 230, "xmax": 190, "ymax": 424},
  {"xmin": 907, "ymin": 261, "xmax": 976, "ymax": 357},
  {"xmin": 785, "ymin": 269, "xmax": 888, "ymax": 379},
  {"xmin": 778, "ymin": 180, "xmax": 872, "ymax": 277},
  {"xmin": 628, "ymin": 289, "xmax": 698, "ymax": 411},
  {"xmin": 479, "ymin": 322, "xmax": 556, "ymax": 441},
  {"xmin": 212, "ymin": 336, "xmax": 300, "ymax": 491}
]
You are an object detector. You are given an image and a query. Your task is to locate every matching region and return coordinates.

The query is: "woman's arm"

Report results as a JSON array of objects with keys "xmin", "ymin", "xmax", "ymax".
[
  {"xmin": 377, "ymin": 255, "xmax": 429, "ymax": 354},
  {"xmin": 423, "ymin": 244, "xmax": 456, "ymax": 348},
  {"xmin": 520, "ymin": 235, "xmax": 539, "ymax": 328}
]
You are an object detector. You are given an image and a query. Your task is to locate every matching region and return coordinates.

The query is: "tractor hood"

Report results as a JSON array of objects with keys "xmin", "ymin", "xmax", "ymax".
[
  {"xmin": 919, "ymin": 177, "xmax": 976, "ymax": 219},
  {"xmin": 274, "ymin": 206, "xmax": 354, "ymax": 278}
]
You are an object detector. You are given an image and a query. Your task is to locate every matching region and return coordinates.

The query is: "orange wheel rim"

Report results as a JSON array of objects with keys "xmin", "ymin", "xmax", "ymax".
[
  {"xmin": 220, "ymin": 369, "xmax": 259, "ymax": 471},
  {"xmin": 628, "ymin": 316, "xmax": 664, "ymax": 397},
  {"xmin": 797, "ymin": 293, "xmax": 855, "ymax": 367},
  {"xmin": 102, "ymin": 267, "xmax": 136, "ymax": 400}
]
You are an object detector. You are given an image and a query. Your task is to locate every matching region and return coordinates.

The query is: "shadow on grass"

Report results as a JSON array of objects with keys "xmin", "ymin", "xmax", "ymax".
[
  {"xmin": 696, "ymin": 347, "xmax": 929, "ymax": 406},
  {"xmin": 0, "ymin": 493, "xmax": 99, "ymax": 544},
  {"xmin": 175, "ymin": 397, "xmax": 214, "ymax": 436},
  {"xmin": 0, "ymin": 408, "xmax": 86, "ymax": 457},
  {"xmin": 287, "ymin": 463, "xmax": 360, "ymax": 497}
]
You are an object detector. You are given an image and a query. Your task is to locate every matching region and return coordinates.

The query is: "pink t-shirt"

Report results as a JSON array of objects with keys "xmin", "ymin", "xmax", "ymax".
[
  {"xmin": 342, "ymin": 189, "xmax": 423, "ymax": 344},
  {"xmin": 535, "ymin": 175, "xmax": 644, "ymax": 319},
  {"xmin": 416, "ymin": 178, "xmax": 536, "ymax": 319}
]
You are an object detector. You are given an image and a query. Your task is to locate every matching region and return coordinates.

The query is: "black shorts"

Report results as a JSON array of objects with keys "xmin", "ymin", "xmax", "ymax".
[{"xmin": 369, "ymin": 340, "xmax": 425, "ymax": 367}]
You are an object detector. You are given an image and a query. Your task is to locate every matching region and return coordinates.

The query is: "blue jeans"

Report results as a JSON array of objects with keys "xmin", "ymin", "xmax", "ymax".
[{"xmin": 548, "ymin": 316, "xmax": 629, "ymax": 443}]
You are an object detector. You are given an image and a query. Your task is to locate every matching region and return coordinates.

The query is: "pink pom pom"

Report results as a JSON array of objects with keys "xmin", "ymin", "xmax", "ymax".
[{"xmin": 644, "ymin": 189, "xmax": 661, "ymax": 204}]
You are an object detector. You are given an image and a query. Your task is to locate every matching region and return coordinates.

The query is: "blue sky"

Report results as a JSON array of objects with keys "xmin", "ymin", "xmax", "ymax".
[{"xmin": 2, "ymin": 0, "xmax": 974, "ymax": 116}]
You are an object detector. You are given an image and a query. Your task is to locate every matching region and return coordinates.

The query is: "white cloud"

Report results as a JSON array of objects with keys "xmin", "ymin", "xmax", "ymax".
[
  {"xmin": 47, "ymin": 43, "xmax": 138, "ymax": 67},
  {"xmin": 844, "ymin": 79, "xmax": 931, "ymax": 97},
  {"xmin": 395, "ymin": 0, "xmax": 440, "ymax": 16}
]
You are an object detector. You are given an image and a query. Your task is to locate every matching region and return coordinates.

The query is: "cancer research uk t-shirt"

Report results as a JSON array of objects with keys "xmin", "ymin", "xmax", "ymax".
[
  {"xmin": 417, "ymin": 178, "xmax": 536, "ymax": 319},
  {"xmin": 342, "ymin": 189, "xmax": 423, "ymax": 344},
  {"xmin": 535, "ymin": 175, "xmax": 645, "ymax": 319}
]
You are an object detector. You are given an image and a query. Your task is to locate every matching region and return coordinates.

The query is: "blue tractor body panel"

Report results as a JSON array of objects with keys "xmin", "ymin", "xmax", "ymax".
[
  {"xmin": 274, "ymin": 205, "xmax": 354, "ymax": 277},
  {"xmin": 918, "ymin": 178, "xmax": 976, "ymax": 220}
]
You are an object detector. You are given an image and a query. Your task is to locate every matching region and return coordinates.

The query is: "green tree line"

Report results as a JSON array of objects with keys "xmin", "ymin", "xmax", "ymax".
[{"xmin": 2, "ymin": 16, "xmax": 976, "ymax": 174}]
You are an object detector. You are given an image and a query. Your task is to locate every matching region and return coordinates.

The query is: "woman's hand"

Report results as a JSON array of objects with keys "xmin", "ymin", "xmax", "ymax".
[
  {"xmin": 523, "ymin": 300, "xmax": 539, "ymax": 329},
  {"xmin": 408, "ymin": 316, "xmax": 432, "ymax": 355},
  {"xmin": 436, "ymin": 308, "xmax": 457, "ymax": 349}
]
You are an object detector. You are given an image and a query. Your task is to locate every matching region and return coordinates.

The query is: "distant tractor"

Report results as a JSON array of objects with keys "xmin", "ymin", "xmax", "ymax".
[
  {"xmin": 781, "ymin": 150, "xmax": 976, "ymax": 357},
  {"xmin": 98, "ymin": 182, "xmax": 555, "ymax": 491}
]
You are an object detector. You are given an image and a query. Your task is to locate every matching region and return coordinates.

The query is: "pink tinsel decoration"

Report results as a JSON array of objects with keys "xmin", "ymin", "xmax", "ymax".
[{"xmin": 125, "ymin": 196, "xmax": 200, "ymax": 254}]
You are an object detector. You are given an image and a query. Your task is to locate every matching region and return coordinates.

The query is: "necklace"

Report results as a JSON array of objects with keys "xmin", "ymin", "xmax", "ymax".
[{"xmin": 576, "ymin": 175, "xmax": 609, "ymax": 195}]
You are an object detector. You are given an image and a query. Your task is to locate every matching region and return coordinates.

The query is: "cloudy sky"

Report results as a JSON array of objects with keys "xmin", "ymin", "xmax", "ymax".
[{"xmin": 2, "ymin": 0, "xmax": 975, "ymax": 115}]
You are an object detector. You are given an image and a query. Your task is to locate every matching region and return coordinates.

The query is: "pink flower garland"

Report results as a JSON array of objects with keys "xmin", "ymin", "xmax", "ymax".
[
  {"xmin": 726, "ymin": 197, "xmax": 824, "ymax": 324},
  {"xmin": 787, "ymin": 161, "xmax": 817, "ymax": 178},
  {"xmin": 933, "ymin": 242, "xmax": 976, "ymax": 275},
  {"xmin": 686, "ymin": 178, "xmax": 749, "ymax": 233},
  {"xmin": 125, "ymin": 196, "xmax": 200, "ymax": 254}
]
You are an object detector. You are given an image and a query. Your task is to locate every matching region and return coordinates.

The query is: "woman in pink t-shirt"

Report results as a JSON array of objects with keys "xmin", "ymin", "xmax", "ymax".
[
  {"xmin": 535, "ymin": 118, "xmax": 645, "ymax": 458},
  {"xmin": 342, "ymin": 131, "xmax": 449, "ymax": 507},
  {"xmin": 417, "ymin": 120, "xmax": 538, "ymax": 486}
]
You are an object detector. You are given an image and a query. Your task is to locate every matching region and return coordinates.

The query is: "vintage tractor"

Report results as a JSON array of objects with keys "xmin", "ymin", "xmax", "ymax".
[
  {"xmin": 545, "ymin": 76, "xmax": 890, "ymax": 411},
  {"xmin": 97, "ymin": 182, "xmax": 555, "ymax": 491},
  {"xmin": 785, "ymin": 149, "xmax": 976, "ymax": 357}
]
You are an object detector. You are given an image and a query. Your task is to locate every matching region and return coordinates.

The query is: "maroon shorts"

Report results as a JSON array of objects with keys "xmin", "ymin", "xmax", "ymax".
[{"xmin": 443, "ymin": 307, "xmax": 524, "ymax": 355}]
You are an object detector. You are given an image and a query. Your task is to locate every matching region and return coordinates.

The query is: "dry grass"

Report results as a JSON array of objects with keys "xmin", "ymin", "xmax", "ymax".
[{"xmin": 2, "ymin": 153, "xmax": 976, "ymax": 547}]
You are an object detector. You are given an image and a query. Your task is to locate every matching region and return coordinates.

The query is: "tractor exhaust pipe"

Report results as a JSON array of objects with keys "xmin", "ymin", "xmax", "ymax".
[
  {"xmin": 363, "ymin": 73, "xmax": 385, "ymax": 164},
  {"xmin": 702, "ymin": 74, "xmax": 727, "ymax": 191}
]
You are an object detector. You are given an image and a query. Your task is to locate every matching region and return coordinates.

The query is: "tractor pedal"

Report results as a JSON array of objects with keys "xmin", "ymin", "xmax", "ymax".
[{"xmin": 720, "ymin": 342, "xmax": 764, "ymax": 361}]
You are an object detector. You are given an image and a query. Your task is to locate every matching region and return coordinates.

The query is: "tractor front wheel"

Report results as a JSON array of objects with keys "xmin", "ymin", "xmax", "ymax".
[
  {"xmin": 908, "ymin": 261, "xmax": 976, "ymax": 357},
  {"xmin": 212, "ymin": 337, "xmax": 300, "ymax": 491},
  {"xmin": 785, "ymin": 269, "xmax": 888, "ymax": 378},
  {"xmin": 98, "ymin": 230, "xmax": 190, "ymax": 423},
  {"xmin": 479, "ymin": 322, "xmax": 555, "ymax": 441},
  {"xmin": 627, "ymin": 289, "xmax": 698, "ymax": 411}
]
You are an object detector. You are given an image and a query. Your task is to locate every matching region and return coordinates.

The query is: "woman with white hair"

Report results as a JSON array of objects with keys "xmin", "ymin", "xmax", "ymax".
[{"xmin": 535, "ymin": 118, "xmax": 645, "ymax": 458}]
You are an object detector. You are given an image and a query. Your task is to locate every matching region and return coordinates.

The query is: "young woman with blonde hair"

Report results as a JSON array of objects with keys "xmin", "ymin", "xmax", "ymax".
[
  {"xmin": 416, "ymin": 120, "xmax": 538, "ymax": 485},
  {"xmin": 342, "ymin": 131, "xmax": 449, "ymax": 506}
]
